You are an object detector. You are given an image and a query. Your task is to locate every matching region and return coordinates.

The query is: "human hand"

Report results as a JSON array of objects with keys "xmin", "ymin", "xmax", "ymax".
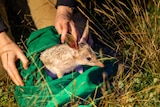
[
  {"xmin": 0, "ymin": 32, "xmax": 28, "ymax": 86},
  {"xmin": 55, "ymin": 6, "xmax": 80, "ymax": 49}
]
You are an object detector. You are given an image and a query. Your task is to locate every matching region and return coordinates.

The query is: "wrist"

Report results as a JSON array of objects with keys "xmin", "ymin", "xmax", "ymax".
[
  {"xmin": 0, "ymin": 32, "xmax": 13, "ymax": 47},
  {"xmin": 0, "ymin": 17, "xmax": 8, "ymax": 33},
  {"xmin": 56, "ymin": 0, "xmax": 75, "ymax": 8},
  {"xmin": 56, "ymin": 6, "xmax": 74, "ymax": 19}
]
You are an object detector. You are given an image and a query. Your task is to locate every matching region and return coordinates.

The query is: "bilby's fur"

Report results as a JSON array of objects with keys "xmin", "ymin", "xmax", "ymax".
[{"xmin": 40, "ymin": 43, "xmax": 104, "ymax": 78}]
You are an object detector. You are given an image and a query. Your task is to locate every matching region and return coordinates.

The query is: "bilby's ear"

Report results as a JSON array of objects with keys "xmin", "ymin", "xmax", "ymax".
[
  {"xmin": 78, "ymin": 43, "xmax": 86, "ymax": 47},
  {"xmin": 78, "ymin": 42, "xmax": 87, "ymax": 48},
  {"xmin": 65, "ymin": 33, "xmax": 78, "ymax": 49},
  {"xmin": 79, "ymin": 20, "xmax": 89, "ymax": 44}
]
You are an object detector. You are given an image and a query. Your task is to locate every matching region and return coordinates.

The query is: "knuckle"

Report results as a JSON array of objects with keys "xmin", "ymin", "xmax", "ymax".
[{"xmin": 24, "ymin": 59, "xmax": 29, "ymax": 64}]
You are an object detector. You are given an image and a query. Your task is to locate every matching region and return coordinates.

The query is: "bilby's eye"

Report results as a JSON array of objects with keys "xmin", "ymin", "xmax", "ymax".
[{"xmin": 87, "ymin": 57, "xmax": 91, "ymax": 61}]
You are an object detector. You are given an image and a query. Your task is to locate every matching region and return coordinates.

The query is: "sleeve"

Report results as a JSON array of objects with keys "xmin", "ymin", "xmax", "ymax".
[
  {"xmin": 0, "ymin": 16, "xmax": 8, "ymax": 33},
  {"xmin": 55, "ymin": 0, "xmax": 75, "ymax": 8}
]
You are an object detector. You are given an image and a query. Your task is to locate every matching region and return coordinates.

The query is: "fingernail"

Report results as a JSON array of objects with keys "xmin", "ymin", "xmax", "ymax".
[
  {"xmin": 20, "ymin": 82, "xmax": 24, "ymax": 86},
  {"xmin": 61, "ymin": 39, "xmax": 64, "ymax": 43},
  {"xmin": 25, "ymin": 66, "xmax": 28, "ymax": 70}
]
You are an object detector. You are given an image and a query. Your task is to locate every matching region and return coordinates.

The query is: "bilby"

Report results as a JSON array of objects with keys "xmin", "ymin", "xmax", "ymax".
[
  {"xmin": 40, "ymin": 20, "xmax": 104, "ymax": 78},
  {"xmin": 40, "ymin": 42, "xmax": 104, "ymax": 78}
]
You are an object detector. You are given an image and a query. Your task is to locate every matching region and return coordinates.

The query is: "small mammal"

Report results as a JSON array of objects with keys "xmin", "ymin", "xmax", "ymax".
[
  {"xmin": 40, "ymin": 42, "xmax": 104, "ymax": 78},
  {"xmin": 40, "ymin": 20, "xmax": 104, "ymax": 78}
]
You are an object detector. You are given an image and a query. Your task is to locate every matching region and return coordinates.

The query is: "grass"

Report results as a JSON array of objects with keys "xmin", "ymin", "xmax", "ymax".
[
  {"xmin": 1, "ymin": 0, "xmax": 160, "ymax": 106},
  {"xmin": 0, "ymin": 77, "xmax": 17, "ymax": 107},
  {"xmin": 77, "ymin": 0, "xmax": 160, "ymax": 106}
]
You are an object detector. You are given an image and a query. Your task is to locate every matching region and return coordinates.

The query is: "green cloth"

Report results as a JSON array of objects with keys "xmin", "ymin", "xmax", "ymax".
[{"xmin": 14, "ymin": 26, "xmax": 117, "ymax": 107}]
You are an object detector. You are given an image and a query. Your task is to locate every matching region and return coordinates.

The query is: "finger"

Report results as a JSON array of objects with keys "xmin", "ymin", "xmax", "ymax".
[
  {"xmin": 61, "ymin": 25, "xmax": 69, "ymax": 43},
  {"xmin": 7, "ymin": 67, "xmax": 24, "ymax": 86},
  {"xmin": 8, "ymin": 53, "xmax": 24, "ymax": 86},
  {"xmin": 17, "ymin": 52, "xmax": 29, "ymax": 70},
  {"xmin": 1, "ymin": 53, "xmax": 24, "ymax": 86},
  {"xmin": 55, "ymin": 24, "xmax": 62, "ymax": 34}
]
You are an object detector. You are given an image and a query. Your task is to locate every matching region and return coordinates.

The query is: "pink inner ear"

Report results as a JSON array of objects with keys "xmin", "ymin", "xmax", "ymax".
[
  {"xmin": 65, "ymin": 33, "xmax": 78, "ymax": 49},
  {"xmin": 70, "ymin": 43, "xmax": 78, "ymax": 49}
]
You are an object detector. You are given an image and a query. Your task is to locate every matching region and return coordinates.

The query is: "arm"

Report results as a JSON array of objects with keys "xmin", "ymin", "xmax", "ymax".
[
  {"xmin": 0, "ymin": 17, "xmax": 28, "ymax": 86},
  {"xmin": 55, "ymin": 0, "xmax": 79, "ymax": 48},
  {"xmin": 0, "ymin": 16, "xmax": 8, "ymax": 32}
]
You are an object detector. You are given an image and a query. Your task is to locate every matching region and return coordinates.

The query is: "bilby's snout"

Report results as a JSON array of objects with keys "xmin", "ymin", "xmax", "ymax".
[{"xmin": 97, "ymin": 61, "xmax": 104, "ymax": 68}]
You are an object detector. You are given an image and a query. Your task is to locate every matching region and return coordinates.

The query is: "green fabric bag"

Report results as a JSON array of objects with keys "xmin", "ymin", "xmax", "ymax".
[{"xmin": 14, "ymin": 26, "xmax": 117, "ymax": 107}]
